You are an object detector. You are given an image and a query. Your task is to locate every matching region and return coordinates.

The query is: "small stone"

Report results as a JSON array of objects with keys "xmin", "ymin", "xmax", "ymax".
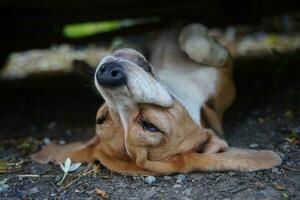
[
  {"xmin": 249, "ymin": 144, "xmax": 259, "ymax": 148},
  {"xmin": 271, "ymin": 167, "xmax": 281, "ymax": 174},
  {"xmin": 66, "ymin": 129, "xmax": 72, "ymax": 136},
  {"xmin": 164, "ymin": 176, "xmax": 172, "ymax": 180},
  {"xmin": 144, "ymin": 176, "xmax": 157, "ymax": 184},
  {"xmin": 43, "ymin": 138, "xmax": 51, "ymax": 145},
  {"xmin": 258, "ymin": 118, "xmax": 265, "ymax": 124},
  {"xmin": 176, "ymin": 174, "xmax": 186, "ymax": 183},
  {"xmin": 273, "ymin": 183, "xmax": 285, "ymax": 191},
  {"xmin": 184, "ymin": 188, "xmax": 193, "ymax": 196},
  {"xmin": 230, "ymin": 185, "xmax": 247, "ymax": 194},
  {"xmin": 59, "ymin": 140, "xmax": 66, "ymax": 145},
  {"xmin": 75, "ymin": 188, "xmax": 80, "ymax": 193},
  {"xmin": 228, "ymin": 172, "xmax": 236, "ymax": 176},
  {"xmin": 173, "ymin": 184, "xmax": 182, "ymax": 188},
  {"xmin": 29, "ymin": 187, "xmax": 39, "ymax": 194},
  {"xmin": 283, "ymin": 110, "xmax": 293, "ymax": 119},
  {"xmin": 276, "ymin": 151, "xmax": 285, "ymax": 159},
  {"xmin": 0, "ymin": 184, "xmax": 9, "ymax": 192},
  {"xmin": 47, "ymin": 121, "xmax": 57, "ymax": 130}
]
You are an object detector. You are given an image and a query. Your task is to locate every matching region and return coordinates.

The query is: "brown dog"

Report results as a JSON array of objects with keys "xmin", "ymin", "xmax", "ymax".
[{"xmin": 32, "ymin": 24, "xmax": 281, "ymax": 175}]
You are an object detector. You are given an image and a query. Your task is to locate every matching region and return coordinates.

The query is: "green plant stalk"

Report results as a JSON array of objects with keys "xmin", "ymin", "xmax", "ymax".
[{"xmin": 57, "ymin": 171, "xmax": 68, "ymax": 186}]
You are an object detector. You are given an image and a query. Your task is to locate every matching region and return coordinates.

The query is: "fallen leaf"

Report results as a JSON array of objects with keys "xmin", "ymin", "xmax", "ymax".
[
  {"xmin": 285, "ymin": 130, "xmax": 299, "ymax": 145},
  {"xmin": 0, "ymin": 161, "xmax": 8, "ymax": 172},
  {"xmin": 95, "ymin": 188, "xmax": 108, "ymax": 199},
  {"xmin": 282, "ymin": 191, "xmax": 289, "ymax": 199},
  {"xmin": 258, "ymin": 117, "xmax": 265, "ymax": 124},
  {"xmin": 101, "ymin": 175, "xmax": 112, "ymax": 179},
  {"xmin": 283, "ymin": 110, "xmax": 293, "ymax": 119},
  {"xmin": 273, "ymin": 183, "xmax": 285, "ymax": 191}
]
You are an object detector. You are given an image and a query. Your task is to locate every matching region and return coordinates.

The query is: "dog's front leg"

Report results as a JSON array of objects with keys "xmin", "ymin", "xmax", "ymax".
[{"xmin": 31, "ymin": 136, "xmax": 100, "ymax": 164}]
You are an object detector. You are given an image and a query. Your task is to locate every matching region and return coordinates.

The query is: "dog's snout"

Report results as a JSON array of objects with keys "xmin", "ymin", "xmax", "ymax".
[{"xmin": 96, "ymin": 62, "xmax": 127, "ymax": 87}]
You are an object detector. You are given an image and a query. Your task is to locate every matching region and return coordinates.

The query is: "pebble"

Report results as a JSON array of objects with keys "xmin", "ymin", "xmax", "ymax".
[
  {"xmin": 144, "ymin": 176, "xmax": 157, "ymax": 184},
  {"xmin": 47, "ymin": 121, "xmax": 57, "ymax": 130},
  {"xmin": 176, "ymin": 174, "xmax": 187, "ymax": 183},
  {"xmin": 29, "ymin": 187, "xmax": 39, "ymax": 194},
  {"xmin": 249, "ymin": 144, "xmax": 259, "ymax": 148},
  {"xmin": 0, "ymin": 184, "xmax": 9, "ymax": 193},
  {"xmin": 276, "ymin": 151, "xmax": 285, "ymax": 159},
  {"xmin": 271, "ymin": 167, "xmax": 281, "ymax": 174},
  {"xmin": 173, "ymin": 184, "xmax": 182, "ymax": 188},
  {"xmin": 184, "ymin": 188, "xmax": 193, "ymax": 196},
  {"xmin": 59, "ymin": 140, "xmax": 66, "ymax": 145},
  {"xmin": 228, "ymin": 172, "xmax": 236, "ymax": 176},
  {"xmin": 230, "ymin": 185, "xmax": 248, "ymax": 194},
  {"xmin": 164, "ymin": 176, "xmax": 172, "ymax": 180},
  {"xmin": 65, "ymin": 129, "xmax": 72, "ymax": 136},
  {"xmin": 43, "ymin": 138, "xmax": 51, "ymax": 145}
]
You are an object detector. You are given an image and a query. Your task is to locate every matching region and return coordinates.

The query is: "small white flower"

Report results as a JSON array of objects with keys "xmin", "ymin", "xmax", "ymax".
[{"xmin": 57, "ymin": 158, "xmax": 81, "ymax": 185}]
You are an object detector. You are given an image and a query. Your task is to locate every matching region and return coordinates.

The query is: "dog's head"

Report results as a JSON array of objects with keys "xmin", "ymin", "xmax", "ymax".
[
  {"xmin": 95, "ymin": 48, "xmax": 174, "ymax": 130},
  {"xmin": 94, "ymin": 48, "xmax": 211, "ymax": 172}
]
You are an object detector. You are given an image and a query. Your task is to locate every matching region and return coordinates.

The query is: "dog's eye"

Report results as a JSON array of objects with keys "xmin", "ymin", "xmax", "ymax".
[
  {"xmin": 140, "ymin": 119, "xmax": 161, "ymax": 132},
  {"xmin": 96, "ymin": 116, "xmax": 106, "ymax": 124}
]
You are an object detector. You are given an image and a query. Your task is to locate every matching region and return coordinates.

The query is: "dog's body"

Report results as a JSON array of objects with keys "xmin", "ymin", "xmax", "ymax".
[
  {"xmin": 32, "ymin": 24, "xmax": 281, "ymax": 175},
  {"xmin": 149, "ymin": 25, "xmax": 235, "ymax": 135}
]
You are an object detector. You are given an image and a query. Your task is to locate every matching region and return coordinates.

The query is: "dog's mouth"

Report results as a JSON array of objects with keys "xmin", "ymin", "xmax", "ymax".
[{"xmin": 94, "ymin": 48, "xmax": 174, "ymax": 130}]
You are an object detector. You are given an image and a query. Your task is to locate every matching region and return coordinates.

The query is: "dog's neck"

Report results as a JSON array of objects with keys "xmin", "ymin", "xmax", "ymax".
[
  {"xmin": 158, "ymin": 67, "xmax": 218, "ymax": 125},
  {"xmin": 149, "ymin": 31, "xmax": 219, "ymax": 125}
]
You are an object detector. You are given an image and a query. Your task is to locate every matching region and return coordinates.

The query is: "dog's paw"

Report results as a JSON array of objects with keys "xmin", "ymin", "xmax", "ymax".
[
  {"xmin": 31, "ymin": 144, "xmax": 63, "ymax": 164},
  {"xmin": 179, "ymin": 23, "xmax": 229, "ymax": 66},
  {"xmin": 202, "ymin": 129, "xmax": 229, "ymax": 154}
]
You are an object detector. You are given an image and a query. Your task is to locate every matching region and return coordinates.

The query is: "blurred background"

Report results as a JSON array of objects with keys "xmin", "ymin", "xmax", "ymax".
[
  {"xmin": 0, "ymin": 0, "xmax": 299, "ymax": 142},
  {"xmin": 0, "ymin": 1, "xmax": 300, "ymax": 199}
]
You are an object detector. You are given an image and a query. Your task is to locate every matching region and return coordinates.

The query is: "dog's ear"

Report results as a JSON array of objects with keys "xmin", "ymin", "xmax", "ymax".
[
  {"xmin": 31, "ymin": 136, "xmax": 99, "ymax": 164},
  {"xmin": 182, "ymin": 148, "xmax": 282, "ymax": 172},
  {"xmin": 134, "ymin": 148, "xmax": 282, "ymax": 175},
  {"xmin": 72, "ymin": 59, "xmax": 95, "ymax": 80}
]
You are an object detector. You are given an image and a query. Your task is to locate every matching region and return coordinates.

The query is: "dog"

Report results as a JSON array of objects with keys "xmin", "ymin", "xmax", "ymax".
[{"xmin": 32, "ymin": 24, "xmax": 281, "ymax": 176}]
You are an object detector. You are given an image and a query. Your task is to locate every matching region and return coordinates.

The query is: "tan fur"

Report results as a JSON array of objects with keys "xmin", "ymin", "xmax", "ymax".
[{"xmin": 31, "ymin": 23, "xmax": 281, "ymax": 176}]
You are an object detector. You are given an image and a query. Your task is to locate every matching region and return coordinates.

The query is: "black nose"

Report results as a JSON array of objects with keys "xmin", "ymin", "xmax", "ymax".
[{"xmin": 96, "ymin": 62, "xmax": 127, "ymax": 87}]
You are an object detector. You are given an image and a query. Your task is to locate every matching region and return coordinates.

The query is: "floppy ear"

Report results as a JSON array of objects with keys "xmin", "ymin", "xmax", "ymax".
[
  {"xmin": 31, "ymin": 136, "xmax": 99, "ymax": 164},
  {"xmin": 182, "ymin": 148, "xmax": 282, "ymax": 172},
  {"xmin": 134, "ymin": 148, "xmax": 282, "ymax": 176}
]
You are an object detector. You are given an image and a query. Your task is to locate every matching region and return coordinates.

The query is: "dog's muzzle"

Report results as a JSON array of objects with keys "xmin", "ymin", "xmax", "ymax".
[{"xmin": 96, "ymin": 62, "xmax": 127, "ymax": 87}]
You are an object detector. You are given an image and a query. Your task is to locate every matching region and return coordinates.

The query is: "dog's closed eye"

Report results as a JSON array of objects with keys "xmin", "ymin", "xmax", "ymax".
[
  {"xmin": 96, "ymin": 116, "xmax": 106, "ymax": 124},
  {"xmin": 139, "ymin": 119, "xmax": 162, "ymax": 133}
]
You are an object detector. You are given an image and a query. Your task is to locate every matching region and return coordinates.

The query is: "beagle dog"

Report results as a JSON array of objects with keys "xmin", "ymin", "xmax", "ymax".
[{"xmin": 32, "ymin": 24, "xmax": 281, "ymax": 176}]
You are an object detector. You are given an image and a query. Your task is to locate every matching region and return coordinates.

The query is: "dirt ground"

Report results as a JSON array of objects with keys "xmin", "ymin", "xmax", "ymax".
[{"xmin": 0, "ymin": 58, "xmax": 300, "ymax": 199}]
